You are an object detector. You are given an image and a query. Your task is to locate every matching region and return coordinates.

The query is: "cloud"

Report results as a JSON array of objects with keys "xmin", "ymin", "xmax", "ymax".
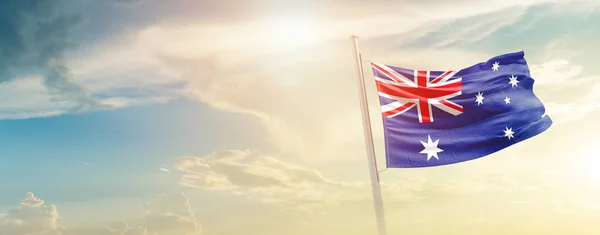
[
  {"xmin": 65, "ymin": 222, "xmax": 148, "ymax": 235},
  {"xmin": 0, "ymin": 192, "xmax": 62, "ymax": 235},
  {"xmin": 100, "ymin": 96, "xmax": 172, "ymax": 109},
  {"xmin": 0, "ymin": 76, "xmax": 70, "ymax": 119},
  {"xmin": 106, "ymin": 222, "xmax": 148, "ymax": 235},
  {"xmin": 0, "ymin": 0, "xmax": 111, "ymax": 118},
  {"xmin": 174, "ymin": 150, "xmax": 334, "ymax": 191},
  {"xmin": 399, "ymin": 5, "xmax": 528, "ymax": 49},
  {"xmin": 9, "ymin": 151, "xmax": 596, "ymax": 235},
  {"xmin": 159, "ymin": 167, "xmax": 170, "ymax": 173},
  {"xmin": 530, "ymin": 59, "xmax": 584, "ymax": 85},
  {"xmin": 1, "ymin": 192, "xmax": 202, "ymax": 235},
  {"xmin": 172, "ymin": 149, "xmax": 519, "ymax": 216},
  {"xmin": 543, "ymin": 101, "xmax": 600, "ymax": 123},
  {"xmin": 142, "ymin": 193, "xmax": 202, "ymax": 235},
  {"xmin": 174, "ymin": 150, "xmax": 366, "ymax": 210},
  {"xmin": 172, "ymin": 152, "xmax": 345, "ymax": 215}
]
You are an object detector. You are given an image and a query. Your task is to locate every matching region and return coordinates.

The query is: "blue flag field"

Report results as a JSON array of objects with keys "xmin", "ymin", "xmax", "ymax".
[{"xmin": 370, "ymin": 51, "xmax": 552, "ymax": 168}]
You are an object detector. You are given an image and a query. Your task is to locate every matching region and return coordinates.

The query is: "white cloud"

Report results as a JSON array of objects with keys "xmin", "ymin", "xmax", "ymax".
[
  {"xmin": 0, "ymin": 192, "xmax": 62, "ymax": 235},
  {"xmin": 0, "ymin": 74, "xmax": 173, "ymax": 119},
  {"xmin": 100, "ymin": 97, "xmax": 173, "ymax": 110},
  {"xmin": 1, "ymin": 192, "xmax": 202, "ymax": 235},
  {"xmin": 159, "ymin": 167, "xmax": 170, "ymax": 173},
  {"xmin": 530, "ymin": 59, "xmax": 584, "ymax": 85},
  {"xmin": 64, "ymin": 221, "xmax": 149, "ymax": 235},
  {"xmin": 107, "ymin": 222, "xmax": 148, "ymax": 235},
  {"xmin": 423, "ymin": 6, "xmax": 528, "ymax": 48},
  {"xmin": 544, "ymin": 102, "xmax": 600, "ymax": 123},
  {"xmin": 66, "ymin": 36, "xmax": 185, "ymax": 93},
  {"xmin": 0, "ymin": 76, "xmax": 74, "ymax": 119},
  {"xmin": 174, "ymin": 150, "xmax": 334, "ymax": 191},
  {"xmin": 142, "ymin": 193, "xmax": 202, "ymax": 235}
]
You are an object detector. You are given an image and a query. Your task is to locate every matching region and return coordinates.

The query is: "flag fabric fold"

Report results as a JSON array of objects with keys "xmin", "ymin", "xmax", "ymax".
[{"xmin": 371, "ymin": 51, "xmax": 552, "ymax": 168}]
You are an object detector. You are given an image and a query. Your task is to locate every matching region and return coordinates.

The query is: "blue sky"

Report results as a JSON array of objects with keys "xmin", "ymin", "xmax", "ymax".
[
  {"xmin": 2, "ymin": 0, "xmax": 600, "ymax": 235},
  {"xmin": 0, "ymin": 98, "xmax": 269, "ymax": 202}
]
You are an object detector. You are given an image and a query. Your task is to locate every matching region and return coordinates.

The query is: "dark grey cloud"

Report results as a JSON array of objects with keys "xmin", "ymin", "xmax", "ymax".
[{"xmin": 0, "ymin": 0, "xmax": 110, "ymax": 113}]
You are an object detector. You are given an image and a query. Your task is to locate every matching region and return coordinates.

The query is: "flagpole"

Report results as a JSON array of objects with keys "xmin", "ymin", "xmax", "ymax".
[{"xmin": 351, "ymin": 35, "xmax": 388, "ymax": 235}]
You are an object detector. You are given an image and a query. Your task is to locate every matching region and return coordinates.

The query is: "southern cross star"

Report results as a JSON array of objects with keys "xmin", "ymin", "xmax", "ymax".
[
  {"xmin": 509, "ymin": 75, "xmax": 519, "ymax": 87},
  {"xmin": 492, "ymin": 61, "xmax": 500, "ymax": 71},
  {"xmin": 475, "ymin": 92, "xmax": 484, "ymax": 105},
  {"xmin": 503, "ymin": 127, "xmax": 515, "ymax": 140},
  {"xmin": 420, "ymin": 135, "xmax": 443, "ymax": 161}
]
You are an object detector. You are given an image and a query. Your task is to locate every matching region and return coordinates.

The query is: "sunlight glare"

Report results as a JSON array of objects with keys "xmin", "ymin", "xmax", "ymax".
[
  {"xmin": 574, "ymin": 143, "xmax": 600, "ymax": 182},
  {"xmin": 268, "ymin": 17, "xmax": 317, "ymax": 51}
]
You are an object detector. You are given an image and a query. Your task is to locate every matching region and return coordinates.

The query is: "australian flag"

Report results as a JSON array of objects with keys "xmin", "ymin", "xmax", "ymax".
[{"xmin": 370, "ymin": 51, "xmax": 552, "ymax": 168}]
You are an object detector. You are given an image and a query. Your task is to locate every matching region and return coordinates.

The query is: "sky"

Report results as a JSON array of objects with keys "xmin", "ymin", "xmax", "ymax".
[{"xmin": 1, "ymin": 0, "xmax": 600, "ymax": 234}]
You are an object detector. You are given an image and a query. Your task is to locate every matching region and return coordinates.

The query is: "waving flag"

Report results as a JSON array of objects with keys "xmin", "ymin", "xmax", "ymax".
[{"xmin": 371, "ymin": 51, "xmax": 552, "ymax": 168}]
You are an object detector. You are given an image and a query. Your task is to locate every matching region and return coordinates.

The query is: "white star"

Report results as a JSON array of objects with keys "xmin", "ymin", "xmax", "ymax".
[
  {"xmin": 475, "ymin": 92, "xmax": 484, "ymax": 105},
  {"xmin": 504, "ymin": 96, "xmax": 511, "ymax": 104},
  {"xmin": 503, "ymin": 127, "xmax": 515, "ymax": 140},
  {"xmin": 492, "ymin": 61, "xmax": 500, "ymax": 71},
  {"xmin": 420, "ymin": 135, "xmax": 443, "ymax": 161},
  {"xmin": 509, "ymin": 75, "xmax": 519, "ymax": 87}
]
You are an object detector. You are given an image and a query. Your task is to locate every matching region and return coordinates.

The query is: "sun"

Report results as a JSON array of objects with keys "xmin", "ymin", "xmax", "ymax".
[{"xmin": 268, "ymin": 17, "xmax": 317, "ymax": 51}]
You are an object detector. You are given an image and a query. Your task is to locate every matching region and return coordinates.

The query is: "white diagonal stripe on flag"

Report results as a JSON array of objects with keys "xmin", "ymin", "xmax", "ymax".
[
  {"xmin": 372, "ymin": 63, "xmax": 417, "ymax": 87},
  {"xmin": 382, "ymin": 101, "xmax": 416, "ymax": 118},
  {"xmin": 431, "ymin": 70, "xmax": 457, "ymax": 83},
  {"xmin": 430, "ymin": 99, "xmax": 463, "ymax": 116},
  {"xmin": 375, "ymin": 77, "xmax": 411, "ymax": 87}
]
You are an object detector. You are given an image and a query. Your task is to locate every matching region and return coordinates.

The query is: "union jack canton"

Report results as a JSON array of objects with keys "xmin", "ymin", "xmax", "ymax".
[{"xmin": 371, "ymin": 51, "xmax": 552, "ymax": 168}]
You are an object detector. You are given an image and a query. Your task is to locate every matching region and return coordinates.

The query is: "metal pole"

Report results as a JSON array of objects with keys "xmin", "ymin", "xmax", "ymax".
[{"xmin": 350, "ymin": 35, "xmax": 388, "ymax": 235}]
